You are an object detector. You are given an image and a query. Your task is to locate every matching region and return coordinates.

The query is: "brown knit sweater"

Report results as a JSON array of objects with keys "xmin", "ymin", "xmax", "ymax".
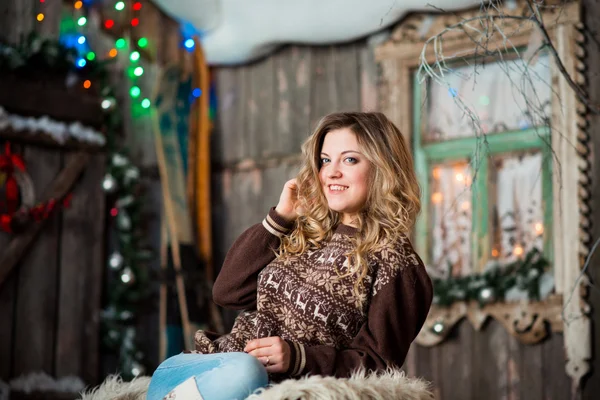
[{"xmin": 195, "ymin": 208, "xmax": 433, "ymax": 379}]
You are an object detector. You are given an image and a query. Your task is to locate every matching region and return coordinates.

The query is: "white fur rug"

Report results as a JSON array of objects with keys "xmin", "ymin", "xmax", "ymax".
[{"xmin": 79, "ymin": 368, "xmax": 433, "ymax": 400}]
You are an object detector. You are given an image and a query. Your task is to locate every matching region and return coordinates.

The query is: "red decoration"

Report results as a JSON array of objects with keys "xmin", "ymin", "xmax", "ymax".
[
  {"xmin": 131, "ymin": 18, "xmax": 139, "ymax": 27},
  {"xmin": 133, "ymin": 2, "xmax": 142, "ymax": 11},
  {"xmin": 105, "ymin": 19, "xmax": 115, "ymax": 29},
  {"xmin": 0, "ymin": 143, "xmax": 73, "ymax": 234},
  {"xmin": 0, "ymin": 143, "xmax": 26, "ymax": 214}
]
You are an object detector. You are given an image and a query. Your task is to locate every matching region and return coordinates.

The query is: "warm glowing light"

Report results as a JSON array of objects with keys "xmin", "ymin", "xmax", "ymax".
[
  {"xmin": 110, "ymin": 207, "xmax": 118, "ymax": 217},
  {"xmin": 131, "ymin": 18, "xmax": 139, "ymax": 27},
  {"xmin": 461, "ymin": 201, "xmax": 470, "ymax": 211},
  {"xmin": 133, "ymin": 2, "xmax": 142, "ymax": 11},
  {"xmin": 109, "ymin": 48, "xmax": 118, "ymax": 58},
  {"xmin": 83, "ymin": 80, "xmax": 92, "ymax": 89},
  {"xmin": 513, "ymin": 245, "xmax": 524, "ymax": 256},
  {"xmin": 432, "ymin": 192, "xmax": 443, "ymax": 204},
  {"xmin": 37, "ymin": 13, "xmax": 45, "ymax": 22},
  {"xmin": 432, "ymin": 168, "xmax": 441, "ymax": 179},
  {"xmin": 492, "ymin": 248, "xmax": 499, "ymax": 258},
  {"xmin": 105, "ymin": 19, "xmax": 115, "ymax": 29},
  {"xmin": 74, "ymin": 1, "xmax": 83, "ymax": 9},
  {"xmin": 535, "ymin": 222, "xmax": 544, "ymax": 234},
  {"xmin": 456, "ymin": 173, "xmax": 465, "ymax": 182}
]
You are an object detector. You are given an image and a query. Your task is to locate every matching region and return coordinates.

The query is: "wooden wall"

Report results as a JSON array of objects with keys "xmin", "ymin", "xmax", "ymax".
[{"xmin": 210, "ymin": 36, "xmax": 599, "ymax": 400}]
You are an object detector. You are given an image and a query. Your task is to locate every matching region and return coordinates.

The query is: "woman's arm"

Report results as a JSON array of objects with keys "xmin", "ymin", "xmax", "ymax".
[
  {"xmin": 285, "ymin": 240, "xmax": 433, "ymax": 377},
  {"xmin": 212, "ymin": 208, "xmax": 294, "ymax": 310}
]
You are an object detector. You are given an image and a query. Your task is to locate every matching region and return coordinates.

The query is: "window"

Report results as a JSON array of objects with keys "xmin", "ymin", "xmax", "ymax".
[{"xmin": 413, "ymin": 53, "xmax": 554, "ymax": 279}]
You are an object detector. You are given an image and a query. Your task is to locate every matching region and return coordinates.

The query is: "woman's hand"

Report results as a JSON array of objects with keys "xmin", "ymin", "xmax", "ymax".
[
  {"xmin": 275, "ymin": 178, "xmax": 299, "ymax": 221},
  {"xmin": 244, "ymin": 336, "xmax": 291, "ymax": 374}
]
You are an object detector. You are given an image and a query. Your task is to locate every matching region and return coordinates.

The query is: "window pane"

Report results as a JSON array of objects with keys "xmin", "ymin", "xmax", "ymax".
[
  {"xmin": 489, "ymin": 151, "xmax": 544, "ymax": 262},
  {"xmin": 428, "ymin": 162, "xmax": 472, "ymax": 277},
  {"xmin": 425, "ymin": 53, "xmax": 551, "ymax": 142}
]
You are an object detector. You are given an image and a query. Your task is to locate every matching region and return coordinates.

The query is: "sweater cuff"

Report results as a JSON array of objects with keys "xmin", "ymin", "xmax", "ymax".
[
  {"xmin": 285, "ymin": 340, "xmax": 306, "ymax": 376},
  {"xmin": 262, "ymin": 207, "xmax": 295, "ymax": 238}
]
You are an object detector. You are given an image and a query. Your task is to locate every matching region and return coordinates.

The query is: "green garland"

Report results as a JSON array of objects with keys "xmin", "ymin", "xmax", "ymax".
[
  {"xmin": 1, "ymin": 33, "xmax": 151, "ymax": 379},
  {"xmin": 432, "ymin": 246, "xmax": 550, "ymax": 307}
]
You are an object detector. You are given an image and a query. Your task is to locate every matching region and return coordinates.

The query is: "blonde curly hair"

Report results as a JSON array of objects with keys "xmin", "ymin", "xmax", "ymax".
[{"xmin": 280, "ymin": 112, "xmax": 421, "ymax": 289}]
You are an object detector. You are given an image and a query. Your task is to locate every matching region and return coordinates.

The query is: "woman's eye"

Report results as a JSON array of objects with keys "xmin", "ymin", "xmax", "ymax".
[
  {"xmin": 345, "ymin": 157, "xmax": 358, "ymax": 164},
  {"xmin": 320, "ymin": 157, "xmax": 331, "ymax": 164}
]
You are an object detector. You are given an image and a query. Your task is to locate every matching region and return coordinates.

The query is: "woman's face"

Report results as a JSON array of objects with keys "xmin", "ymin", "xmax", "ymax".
[{"xmin": 318, "ymin": 128, "xmax": 372, "ymax": 226}]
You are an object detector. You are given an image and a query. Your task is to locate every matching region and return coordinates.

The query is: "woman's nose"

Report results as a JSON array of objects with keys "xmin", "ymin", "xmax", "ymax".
[{"xmin": 328, "ymin": 166, "xmax": 342, "ymax": 179}]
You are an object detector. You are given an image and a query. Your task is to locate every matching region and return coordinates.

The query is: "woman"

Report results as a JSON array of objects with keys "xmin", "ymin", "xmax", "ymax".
[{"xmin": 147, "ymin": 112, "xmax": 433, "ymax": 400}]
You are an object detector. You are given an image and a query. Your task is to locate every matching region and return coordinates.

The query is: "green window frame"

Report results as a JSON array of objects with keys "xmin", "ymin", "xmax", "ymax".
[{"xmin": 411, "ymin": 72, "xmax": 554, "ymax": 274}]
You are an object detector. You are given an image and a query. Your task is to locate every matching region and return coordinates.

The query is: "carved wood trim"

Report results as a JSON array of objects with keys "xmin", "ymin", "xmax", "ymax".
[
  {"xmin": 375, "ymin": 0, "xmax": 591, "ymax": 387},
  {"xmin": 416, "ymin": 294, "xmax": 563, "ymax": 346}
]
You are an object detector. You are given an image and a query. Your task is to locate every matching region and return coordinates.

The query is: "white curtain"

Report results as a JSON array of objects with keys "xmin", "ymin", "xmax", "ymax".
[{"xmin": 426, "ymin": 54, "xmax": 551, "ymax": 141}]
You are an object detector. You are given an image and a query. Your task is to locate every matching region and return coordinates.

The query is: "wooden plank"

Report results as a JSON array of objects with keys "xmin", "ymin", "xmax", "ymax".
[
  {"xmin": 245, "ymin": 61, "xmax": 261, "ymax": 160},
  {"xmin": 438, "ymin": 320, "xmax": 473, "ymax": 400},
  {"xmin": 0, "ymin": 229, "xmax": 15, "ymax": 380},
  {"xmin": 55, "ymin": 153, "xmax": 105, "ymax": 381},
  {"xmin": 516, "ymin": 338, "xmax": 544, "ymax": 400},
  {"xmin": 252, "ymin": 56, "xmax": 275, "ymax": 159},
  {"xmin": 12, "ymin": 147, "xmax": 61, "ymax": 377},
  {"xmin": 359, "ymin": 39, "xmax": 379, "ymax": 112},
  {"xmin": 80, "ymin": 154, "xmax": 106, "ymax": 385},
  {"xmin": 310, "ymin": 46, "xmax": 338, "ymax": 129},
  {"xmin": 0, "ymin": 0, "xmax": 34, "ymax": 45},
  {"xmin": 274, "ymin": 45, "xmax": 313, "ymax": 156},
  {"xmin": 334, "ymin": 42, "xmax": 360, "ymax": 112},
  {"xmin": 233, "ymin": 67, "xmax": 249, "ymax": 163},
  {"xmin": 214, "ymin": 68, "xmax": 240, "ymax": 164},
  {"xmin": 471, "ymin": 320, "xmax": 509, "ymax": 399},
  {"xmin": 413, "ymin": 345, "xmax": 438, "ymax": 399},
  {"xmin": 542, "ymin": 333, "xmax": 574, "ymax": 400},
  {"xmin": 0, "ymin": 152, "xmax": 90, "ymax": 285},
  {"xmin": 506, "ymin": 332, "xmax": 521, "ymax": 400}
]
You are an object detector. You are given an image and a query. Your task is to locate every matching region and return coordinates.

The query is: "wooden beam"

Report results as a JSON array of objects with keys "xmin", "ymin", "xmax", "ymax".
[{"xmin": 0, "ymin": 152, "xmax": 90, "ymax": 287}]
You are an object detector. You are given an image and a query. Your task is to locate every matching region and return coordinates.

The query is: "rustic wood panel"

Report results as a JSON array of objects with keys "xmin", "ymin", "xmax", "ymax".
[
  {"xmin": 249, "ymin": 57, "xmax": 275, "ymax": 159},
  {"xmin": 334, "ymin": 43, "xmax": 361, "ymax": 112},
  {"xmin": 0, "ymin": 230, "xmax": 15, "ymax": 380},
  {"xmin": 12, "ymin": 147, "xmax": 61, "ymax": 377},
  {"xmin": 359, "ymin": 41, "xmax": 379, "ymax": 112},
  {"xmin": 543, "ymin": 333, "xmax": 575, "ymax": 400},
  {"xmin": 274, "ymin": 46, "xmax": 313, "ymax": 155},
  {"xmin": 213, "ymin": 67, "xmax": 239, "ymax": 164},
  {"xmin": 0, "ymin": 0, "xmax": 34, "ymax": 45},
  {"xmin": 55, "ymin": 153, "xmax": 105, "ymax": 382},
  {"xmin": 310, "ymin": 46, "xmax": 338, "ymax": 129},
  {"xmin": 472, "ymin": 321, "xmax": 509, "ymax": 398},
  {"xmin": 438, "ymin": 320, "xmax": 473, "ymax": 400}
]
